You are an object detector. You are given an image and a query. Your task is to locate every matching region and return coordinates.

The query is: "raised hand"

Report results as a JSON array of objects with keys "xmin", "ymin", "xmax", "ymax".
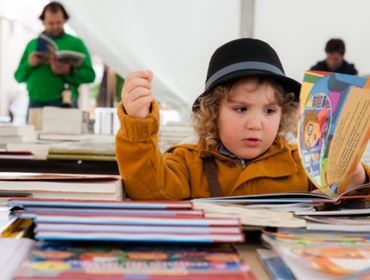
[{"xmin": 121, "ymin": 70, "xmax": 155, "ymax": 119}]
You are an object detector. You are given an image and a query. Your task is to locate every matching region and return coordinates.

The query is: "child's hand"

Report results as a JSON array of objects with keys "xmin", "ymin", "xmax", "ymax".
[
  {"xmin": 345, "ymin": 163, "xmax": 366, "ymax": 191},
  {"xmin": 121, "ymin": 70, "xmax": 154, "ymax": 119}
]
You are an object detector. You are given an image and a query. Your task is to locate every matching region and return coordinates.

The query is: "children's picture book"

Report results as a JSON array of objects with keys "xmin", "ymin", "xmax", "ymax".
[
  {"xmin": 298, "ymin": 70, "xmax": 370, "ymax": 196},
  {"xmin": 194, "ymin": 183, "xmax": 370, "ymax": 204},
  {"xmin": 36, "ymin": 33, "xmax": 86, "ymax": 67},
  {"xmin": 262, "ymin": 230, "xmax": 370, "ymax": 279},
  {"xmin": 15, "ymin": 243, "xmax": 255, "ymax": 279}
]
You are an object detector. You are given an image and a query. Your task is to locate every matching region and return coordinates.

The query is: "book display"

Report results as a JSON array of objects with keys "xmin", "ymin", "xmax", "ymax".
[{"xmin": 10, "ymin": 198, "xmax": 244, "ymax": 244}]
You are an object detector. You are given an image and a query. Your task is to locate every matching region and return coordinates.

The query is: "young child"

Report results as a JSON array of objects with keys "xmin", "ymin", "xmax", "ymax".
[{"xmin": 116, "ymin": 38, "xmax": 369, "ymax": 200}]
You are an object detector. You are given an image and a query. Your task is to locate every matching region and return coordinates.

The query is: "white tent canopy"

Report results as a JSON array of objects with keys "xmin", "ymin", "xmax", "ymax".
[
  {"xmin": 60, "ymin": 0, "xmax": 242, "ymax": 113},
  {"xmin": 60, "ymin": 0, "xmax": 370, "ymax": 112},
  {"xmin": 3, "ymin": 0, "xmax": 370, "ymax": 118}
]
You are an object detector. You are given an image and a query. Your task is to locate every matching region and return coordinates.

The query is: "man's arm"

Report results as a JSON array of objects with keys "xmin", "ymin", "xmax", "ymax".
[
  {"xmin": 14, "ymin": 42, "xmax": 34, "ymax": 83},
  {"xmin": 63, "ymin": 39, "xmax": 95, "ymax": 85}
]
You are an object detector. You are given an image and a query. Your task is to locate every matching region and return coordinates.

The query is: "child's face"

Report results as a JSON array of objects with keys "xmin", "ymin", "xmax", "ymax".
[{"xmin": 217, "ymin": 79, "xmax": 282, "ymax": 160}]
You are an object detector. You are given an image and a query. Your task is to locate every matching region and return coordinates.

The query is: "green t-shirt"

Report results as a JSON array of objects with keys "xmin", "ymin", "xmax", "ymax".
[{"xmin": 14, "ymin": 32, "xmax": 95, "ymax": 103}]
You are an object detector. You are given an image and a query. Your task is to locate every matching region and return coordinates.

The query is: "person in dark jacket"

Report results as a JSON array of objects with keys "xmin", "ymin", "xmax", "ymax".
[{"xmin": 310, "ymin": 38, "xmax": 358, "ymax": 75}]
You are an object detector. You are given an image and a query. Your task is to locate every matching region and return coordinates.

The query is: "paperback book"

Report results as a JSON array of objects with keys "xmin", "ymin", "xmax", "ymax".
[{"xmin": 36, "ymin": 33, "xmax": 86, "ymax": 67}]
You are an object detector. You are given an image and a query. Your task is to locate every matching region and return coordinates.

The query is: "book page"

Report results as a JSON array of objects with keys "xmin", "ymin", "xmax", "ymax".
[
  {"xmin": 298, "ymin": 71, "xmax": 370, "ymax": 197},
  {"xmin": 327, "ymin": 87, "xmax": 370, "ymax": 191}
]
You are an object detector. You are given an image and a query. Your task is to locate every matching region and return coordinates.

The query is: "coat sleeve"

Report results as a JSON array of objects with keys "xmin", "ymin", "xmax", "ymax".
[{"xmin": 115, "ymin": 101, "xmax": 191, "ymax": 200}]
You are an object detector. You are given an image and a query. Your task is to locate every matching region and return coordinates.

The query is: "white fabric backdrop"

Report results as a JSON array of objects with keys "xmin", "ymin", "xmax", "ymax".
[{"xmin": 60, "ymin": 0, "xmax": 241, "ymax": 113}]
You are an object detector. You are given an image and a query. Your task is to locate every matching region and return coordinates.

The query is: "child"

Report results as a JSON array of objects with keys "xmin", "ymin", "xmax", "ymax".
[{"xmin": 116, "ymin": 38, "xmax": 368, "ymax": 200}]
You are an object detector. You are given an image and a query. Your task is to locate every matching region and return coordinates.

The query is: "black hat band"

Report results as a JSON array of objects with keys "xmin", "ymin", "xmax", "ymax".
[{"xmin": 205, "ymin": 61, "xmax": 285, "ymax": 91}]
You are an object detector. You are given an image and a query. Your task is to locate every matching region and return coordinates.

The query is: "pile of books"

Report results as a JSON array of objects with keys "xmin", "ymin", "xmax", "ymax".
[
  {"xmin": 0, "ymin": 172, "xmax": 124, "ymax": 200},
  {"xmin": 47, "ymin": 141, "xmax": 116, "ymax": 161},
  {"xmin": 0, "ymin": 125, "xmax": 35, "ymax": 144},
  {"xmin": 9, "ymin": 198, "xmax": 244, "ymax": 243}
]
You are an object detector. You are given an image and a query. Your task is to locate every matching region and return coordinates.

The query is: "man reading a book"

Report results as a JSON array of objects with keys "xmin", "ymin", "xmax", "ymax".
[{"xmin": 14, "ymin": 1, "xmax": 95, "ymax": 110}]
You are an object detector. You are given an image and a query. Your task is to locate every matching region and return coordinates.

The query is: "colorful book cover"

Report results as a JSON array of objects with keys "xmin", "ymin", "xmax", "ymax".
[
  {"xmin": 15, "ymin": 243, "xmax": 254, "ymax": 279},
  {"xmin": 298, "ymin": 71, "xmax": 370, "ymax": 196},
  {"xmin": 262, "ymin": 230, "xmax": 370, "ymax": 279}
]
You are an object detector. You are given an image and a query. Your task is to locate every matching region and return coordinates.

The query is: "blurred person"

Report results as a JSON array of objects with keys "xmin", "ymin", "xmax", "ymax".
[
  {"xmin": 310, "ymin": 38, "xmax": 358, "ymax": 75},
  {"xmin": 14, "ymin": 1, "xmax": 95, "ymax": 110}
]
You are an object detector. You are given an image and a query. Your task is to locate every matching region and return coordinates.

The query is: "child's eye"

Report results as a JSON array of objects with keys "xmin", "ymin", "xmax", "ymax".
[
  {"xmin": 265, "ymin": 108, "xmax": 277, "ymax": 114},
  {"xmin": 234, "ymin": 107, "xmax": 248, "ymax": 113}
]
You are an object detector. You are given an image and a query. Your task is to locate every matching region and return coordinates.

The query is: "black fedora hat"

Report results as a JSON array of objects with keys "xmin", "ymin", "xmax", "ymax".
[{"xmin": 192, "ymin": 38, "xmax": 301, "ymax": 111}]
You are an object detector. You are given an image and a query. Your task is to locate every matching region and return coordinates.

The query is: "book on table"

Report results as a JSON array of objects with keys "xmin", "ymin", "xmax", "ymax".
[
  {"xmin": 36, "ymin": 33, "xmax": 86, "ymax": 67},
  {"xmin": 0, "ymin": 172, "xmax": 124, "ymax": 200},
  {"xmin": 195, "ymin": 71, "xmax": 370, "ymax": 204},
  {"xmin": 14, "ymin": 243, "xmax": 255, "ymax": 280},
  {"xmin": 9, "ymin": 198, "xmax": 244, "ymax": 243},
  {"xmin": 262, "ymin": 229, "xmax": 370, "ymax": 280}
]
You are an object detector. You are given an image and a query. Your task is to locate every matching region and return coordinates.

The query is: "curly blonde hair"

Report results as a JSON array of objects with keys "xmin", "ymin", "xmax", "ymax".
[{"xmin": 191, "ymin": 76, "xmax": 299, "ymax": 148}]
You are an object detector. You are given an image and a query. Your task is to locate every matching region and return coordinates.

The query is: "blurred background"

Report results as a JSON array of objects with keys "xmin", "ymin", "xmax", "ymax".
[{"xmin": 1, "ymin": 0, "xmax": 369, "ymax": 127}]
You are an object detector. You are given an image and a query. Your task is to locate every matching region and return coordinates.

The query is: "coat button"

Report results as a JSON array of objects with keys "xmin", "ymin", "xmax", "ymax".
[{"xmin": 228, "ymin": 162, "xmax": 236, "ymax": 168}]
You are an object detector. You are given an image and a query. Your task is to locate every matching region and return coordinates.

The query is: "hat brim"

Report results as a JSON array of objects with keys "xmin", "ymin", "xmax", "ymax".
[{"xmin": 192, "ymin": 69, "xmax": 301, "ymax": 111}]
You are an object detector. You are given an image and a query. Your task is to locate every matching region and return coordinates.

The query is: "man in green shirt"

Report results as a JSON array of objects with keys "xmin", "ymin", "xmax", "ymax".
[{"xmin": 14, "ymin": 1, "xmax": 95, "ymax": 109}]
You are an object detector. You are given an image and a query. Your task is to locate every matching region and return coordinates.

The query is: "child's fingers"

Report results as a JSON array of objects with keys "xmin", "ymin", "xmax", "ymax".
[
  {"xmin": 127, "ymin": 95, "xmax": 155, "ymax": 116},
  {"xmin": 125, "ymin": 77, "xmax": 152, "ymax": 94},
  {"xmin": 126, "ymin": 87, "xmax": 152, "ymax": 103},
  {"xmin": 126, "ymin": 70, "xmax": 152, "ymax": 83}
]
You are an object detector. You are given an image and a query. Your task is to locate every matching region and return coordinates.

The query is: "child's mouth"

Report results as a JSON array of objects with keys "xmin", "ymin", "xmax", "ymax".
[{"xmin": 242, "ymin": 138, "xmax": 261, "ymax": 147}]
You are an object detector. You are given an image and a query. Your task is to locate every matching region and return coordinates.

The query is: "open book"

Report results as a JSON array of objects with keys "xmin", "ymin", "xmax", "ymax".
[
  {"xmin": 195, "ymin": 183, "xmax": 370, "ymax": 204},
  {"xmin": 298, "ymin": 70, "xmax": 370, "ymax": 196},
  {"xmin": 36, "ymin": 33, "xmax": 85, "ymax": 67},
  {"xmin": 195, "ymin": 71, "xmax": 370, "ymax": 204}
]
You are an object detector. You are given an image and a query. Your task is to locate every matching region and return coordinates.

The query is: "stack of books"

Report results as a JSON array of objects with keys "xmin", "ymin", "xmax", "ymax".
[
  {"xmin": 47, "ymin": 141, "xmax": 116, "ymax": 161},
  {"xmin": 0, "ymin": 172, "xmax": 124, "ymax": 200},
  {"xmin": 0, "ymin": 125, "xmax": 35, "ymax": 144},
  {"xmin": 9, "ymin": 198, "xmax": 244, "ymax": 243}
]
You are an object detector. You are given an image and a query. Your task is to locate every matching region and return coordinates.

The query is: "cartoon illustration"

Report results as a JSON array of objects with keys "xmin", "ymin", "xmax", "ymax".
[{"xmin": 303, "ymin": 107, "xmax": 330, "ymax": 151}]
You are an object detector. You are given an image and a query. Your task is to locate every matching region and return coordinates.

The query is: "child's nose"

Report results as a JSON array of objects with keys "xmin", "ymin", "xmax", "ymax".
[{"xmin": 245, "ymin": 116, "xmax": 262, "ymax": 130}]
